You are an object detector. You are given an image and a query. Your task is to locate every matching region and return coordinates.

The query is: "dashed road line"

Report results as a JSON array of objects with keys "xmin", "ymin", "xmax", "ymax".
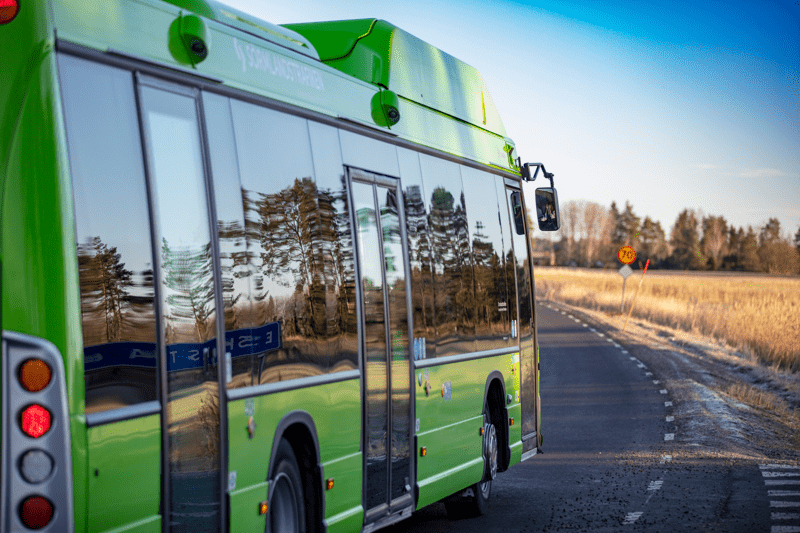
[
  {"xmin": 771, "ymin": 502, "xmax": 800, "ymax": 508},
  {"xmin": 767, "ymin": 481, "xmax": 800, "ymax": 486},
  {"xmin": 773, "ymin": 513, "xmax": 800, "ymax": 520},
  {"xmin": 664, "ymin": 401, "xmax": 673, "ymax": 407},
  {"xmin": 623, "ymin": 512, "xmax": 642, "ymax": 525},
  {"xmin": 660, "ymin": 389, "xmax": 668, "ymax": 395},
  {"xmin": 645, "ymin": 372, "xmax": 653, "ymax": 376},
  {"xmin": 664, "ymin": 433, "xmax": 674, "ymax": 441},
  {"xmin": 763, "ymin": 465, "xmax": 800, "ymax": 470},
  {"xmin": 769, "ymin": 491, "xmax": 800, "ymax": 497},
  {"xmin": 666, "ymin": 416, "xmax": 674, "ymax": 422},
  {"xmin": 771, "ymin": 526, "xmax": 800, "ymax": 532},
  {"xmin": 764, "ymin": 472, "xmax": 800, "ymax": 478},
  {"xmin": 621, "ymin": 350, "xmax": 629, "ymax": 354},
  {"xmin": 653, "ymin": 380, "xmax": 660, "ymax": 384}
]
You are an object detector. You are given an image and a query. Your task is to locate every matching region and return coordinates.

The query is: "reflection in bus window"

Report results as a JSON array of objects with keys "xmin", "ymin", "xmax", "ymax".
[
  {"xmin": 230, "ymin": 100, "xmax": 327, "ymax": 382},
  {"xmin": 461, "ymin": 166, "xmax": 511, "ymax": 351},
  {"xmin": 59, "ymin": 55, "xmax": 158, "ymax": 414},
  {"xmin": 419, "ymin": 154, "xmax": 475, "ymax": 357},
  {"xmin": 398, "ymin": 148, "xmax": 435, "ymax": 360},
  {"xmin": 140, "ymin": 84, "xmax": 220, "ymax": 532},
  {"xmin": 309, "ymin": 121, "xmax": 358, "ymax": 372}
]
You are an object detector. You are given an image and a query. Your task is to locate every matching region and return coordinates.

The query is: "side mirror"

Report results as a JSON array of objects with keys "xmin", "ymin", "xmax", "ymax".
[{"xmin": 535, "ymin": 187, "xmax": 560, "ymax": 231}]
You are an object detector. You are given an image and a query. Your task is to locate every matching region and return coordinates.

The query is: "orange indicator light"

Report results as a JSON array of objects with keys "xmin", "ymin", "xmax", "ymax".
[
  {"xmin": 420, "ymin": 446, "xmax": 427, "ymax": 457},
  {"xmin": 326, "ymin": 478, "xmax": 334, "ymax": 490},
  {"xmin": 479, "ymin": 427, "xmax": 484, "ymax": 436},
  {"xmin": 258, "ymin": 501, "xmax": 268, "ymax": 515},
  {"xmin": 509, "ymin": 417, "xmax": 514, "ymax": 426},
  {"xmin": 20, "ymin": 359, "xmax": 52, "ymax": 392},
  {"xmin": 21, "ymin": 404, "xmax": 51, "ymax": 438}
]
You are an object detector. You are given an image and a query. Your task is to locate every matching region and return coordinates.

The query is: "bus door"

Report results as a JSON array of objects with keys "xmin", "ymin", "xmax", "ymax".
[
  {"xmin": 505, "ymin": 184, "xmax": 539, "ymax": 460},
  {"xmin": 348, "ymin": 168, "xmax": 415, "ymax": 528}
]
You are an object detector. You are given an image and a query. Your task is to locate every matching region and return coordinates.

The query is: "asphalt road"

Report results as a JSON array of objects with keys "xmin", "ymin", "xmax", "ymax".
[{"xmin": 386, "ymin": 303, "xmax": 779, "ymax": 532}]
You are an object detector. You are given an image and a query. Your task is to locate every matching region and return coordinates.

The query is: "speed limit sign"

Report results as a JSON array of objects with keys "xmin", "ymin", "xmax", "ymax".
[{"xmin": 618, "ymin": 246, "xmax": 636, "ymax": 265}]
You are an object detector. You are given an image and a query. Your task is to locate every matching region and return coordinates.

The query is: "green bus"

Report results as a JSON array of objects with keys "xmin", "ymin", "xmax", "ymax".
[{"xmin": 0, "ymin": 0, "xmax": 561, "ymax": 531}]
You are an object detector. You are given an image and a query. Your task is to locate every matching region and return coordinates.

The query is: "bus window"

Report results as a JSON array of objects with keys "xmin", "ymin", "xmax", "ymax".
[
  {"xmin": 308, "ymin": 121, "xmax": 358, "ymax": 372},
  {"xmin": 397, "ymin": 147, "xmax": 435, "ymax": 360},
  {"xmin": 229, "ymin": 100, "xmax": 328, "ymax": 382},
  {"xmin": 418, "ymin": 154, "xmax": 476, "ymax": 357},
  {"xmin": 203, "ymin": 92, "xmax": 258, "ymax": 389},
  {"xmin": 461, "ymin": 166, "xmax": 511, "ymax": 352},
  {"xmin": 60, "ymin": 55, "xmax": 158, "ymax": 414}
]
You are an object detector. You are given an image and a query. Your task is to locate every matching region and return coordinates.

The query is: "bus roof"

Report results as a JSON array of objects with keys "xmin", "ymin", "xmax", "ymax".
[
  {"xmin": 46, "ymin": 0, "xmax": 519, "ymax": 172},
  {"xmin": 283, "ymin": 19, "xmax": 508, "ymax": 138}
]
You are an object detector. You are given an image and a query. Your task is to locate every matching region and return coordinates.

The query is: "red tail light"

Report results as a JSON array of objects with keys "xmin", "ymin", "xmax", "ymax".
[
  {"xmin": 21, "ymin": 404, "xmax": 51, "ymax": 438},
  {"xmin": 20, "ymin": 496, "xmax": 54, "ymax": 529},
  {"xmin": 0, "ymin": 0, "xmax": 20, "ymax": 25}
]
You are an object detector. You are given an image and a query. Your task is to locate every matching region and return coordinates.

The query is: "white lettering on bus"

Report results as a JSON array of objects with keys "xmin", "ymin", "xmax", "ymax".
[{"xmin": 233, "ymin": 37, "xmax": 325, "ymax": 92}]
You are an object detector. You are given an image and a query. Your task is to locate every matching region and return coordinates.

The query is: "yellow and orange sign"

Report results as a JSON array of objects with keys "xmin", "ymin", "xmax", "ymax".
[{"xmin": 617, "ymin": 246, "xmax": 636, "ymax": 265}]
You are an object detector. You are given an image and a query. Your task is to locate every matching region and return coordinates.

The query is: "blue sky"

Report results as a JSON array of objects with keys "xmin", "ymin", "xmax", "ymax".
[{"xmin": 225, "ymin": 0, "xmax": 800, "ymax": 240}]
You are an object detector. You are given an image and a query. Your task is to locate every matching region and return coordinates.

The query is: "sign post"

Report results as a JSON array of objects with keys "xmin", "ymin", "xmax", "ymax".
[
  {"xmin": 618, "ymin": 264, "xmax": 633, "ymax": 313},
  {"xmin": 623, "ymin": 259, "xmax": 650, "ymax": 332},
  {"xmin": 617, "ymin": 246, "xmax": 637, "ymax": 313}
]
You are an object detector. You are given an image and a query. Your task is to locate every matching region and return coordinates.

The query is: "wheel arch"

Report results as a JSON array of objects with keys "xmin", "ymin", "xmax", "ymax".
[
  {"xmin": 483, "ymin": 371, "xmax": 511, "ymax": 472},
  {"xmin": 268, "ymin": 410, "xmax": 325, "ymax": 532}
]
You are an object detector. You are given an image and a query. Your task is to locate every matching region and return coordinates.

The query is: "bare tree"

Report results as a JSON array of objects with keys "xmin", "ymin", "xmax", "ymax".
[
  {"xmin": 701, "ymin": 215, "xmax": 728, "ymax": 270},
  {"xmin": 581, "ymin": 202, "xmax": 607, "ymax": 266}
]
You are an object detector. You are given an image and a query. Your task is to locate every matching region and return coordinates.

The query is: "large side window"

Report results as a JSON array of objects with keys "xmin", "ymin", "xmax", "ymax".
[
  {"xmin": 398, "ymin": 148, "xmax": 435, "ymax": 360},
  {"xmin": 60, "ymin": 56, "xmax": 158, "ymax": 414},
  {"xmin": 308, "ymin": 121, "xmax": 358, "ymax": 372},
  {"xmin": 461, "ymin": 166, "xmax": 511, "ymax": 351},
  {"xmin": 229, "ymin": 100, "xmax": 327, "ymax": 382},
  {"xmin": 418, "ymin": 154, "xmax": 475, "ymax": 357}
]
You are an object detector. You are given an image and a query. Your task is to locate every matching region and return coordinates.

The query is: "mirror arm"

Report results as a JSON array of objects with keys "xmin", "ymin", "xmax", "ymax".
[{"xmin": 521, "ymin": 162, "xmax": 555, "ymax": 188}]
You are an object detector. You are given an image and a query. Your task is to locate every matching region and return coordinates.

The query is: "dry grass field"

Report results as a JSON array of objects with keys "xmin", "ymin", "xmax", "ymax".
[{"xmin": 533, "ymin": 267, "xmax": 800, "ymax": 373}]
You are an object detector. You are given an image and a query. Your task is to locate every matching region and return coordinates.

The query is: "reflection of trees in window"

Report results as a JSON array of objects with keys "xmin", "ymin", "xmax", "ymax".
[
  {"xmin": 161, "ymin": 238, "xmax": 215, "ymax": 344},
  {"xmin": 77, "ymin": 237, "xmax": 135, "ymax": 345},
  {"xmin": 472, "ymin": 220, "xmax": 504, "ymax": 334},
  {"xmin": 404, "ymin": 185, "xmax": 434, "ymax": 343},
  {"xmin": 429, "ymin": 187, "xmax": 474, "ymax": 344},
  {"xmin": 217, "ymin": 219, "xmax": 249, "ymax": 331}
]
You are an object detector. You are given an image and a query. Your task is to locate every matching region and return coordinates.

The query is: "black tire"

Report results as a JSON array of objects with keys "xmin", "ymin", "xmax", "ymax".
[
  {"xmin": 268, "ymin": 439, "xmax": 306, "ymax": 533},
  {"xmin": 444, "ymin": 402, "xmax": 495, "ymax": 519}
]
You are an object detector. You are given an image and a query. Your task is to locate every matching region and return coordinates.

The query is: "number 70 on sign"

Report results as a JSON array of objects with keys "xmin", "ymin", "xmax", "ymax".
[{"xmin": 618, "ymin": 246, "xmax": 636, "ymax": 265}]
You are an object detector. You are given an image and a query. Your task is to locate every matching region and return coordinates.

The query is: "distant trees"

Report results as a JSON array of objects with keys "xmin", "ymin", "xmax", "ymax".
[{"xmin": 545, "ymin": 201, "xmax": 799, "ymax": 275}]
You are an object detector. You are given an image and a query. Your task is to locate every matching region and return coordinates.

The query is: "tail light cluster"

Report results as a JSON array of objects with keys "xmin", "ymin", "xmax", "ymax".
[{"xmin": 2, "ymin": 332, "xmax": 74, "ymax": 532}]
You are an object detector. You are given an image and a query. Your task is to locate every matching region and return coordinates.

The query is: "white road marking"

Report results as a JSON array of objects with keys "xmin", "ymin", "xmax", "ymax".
[
  {"xmin": 623, "ymin": 512, "xmax": 642, "ymax": 525},
  {"xmin": 764, "ymin": 472, "xmax": 800, "ymax": 478},
  {"xmin": 660, "ymin": 455, "xmax": 672, "ymax": 464},
  {"xmin": 637, "ymin": 363, "xmax": 646, "ymax": 368},
  {"xmin": 597, "ymin": 333, "xmax": 605, "ymax": 337},
  {"xmin": 648, "ymin": 480, "xmax": 663, "ymax": 491},
  {"xmin": 771, "ymin": 526, "xmax": 800, "ymax": 533},
  {"xmin": 614, "ymin": 343, "xmax": 622, "ymax": 348},
  {"xmin": 629, "ymin": 357, "xmax": 637, "ymax": 361},
  {"xmin": 589, "ymin": 328, "xmax": 597, "ymax": 332},
  {"xmin": 560, "ymin": 311, "xmax": 566, "ymax": 315},
  {"xmin": 666, "ymin": 416, "xmax": 674, "ymax": 422},
  {"xmin": 660, "ymin": 389, "xmax": 668, "ymax": 395},
  {"xmin": 771, "ymin": 501, "xmax": 800, "ymax": 508},
  {"xmin": 664, "ymin": 433, "xmax": 674, "ymax": 441},
  {"xmin": 645, "ymin": 372, "xmax": 653, "ymax": 376},
  {"xmin": 664, "ymin": 401, "xmax": 673, "ymax": 407},
  {"xmin": 653, "ymin": 380, "xmax": 660, "ymax": 384},
  {"xmin": 766, "ymin": 481, "xmax": 800, "ymax": 486},
  {"xmin": 582, "ymin": 323, "xmax": 589, "ymax": 327},
  {"xmin": 772, "ymin": 513, "xmax": 800, "ymax": 520},
  {"xmin": 769, "ymin": 491, "xmax": 800, "ymax": 497},
  {"xmin": 762, "ymin": 465, "xmax": 800, "ymax": 470}
]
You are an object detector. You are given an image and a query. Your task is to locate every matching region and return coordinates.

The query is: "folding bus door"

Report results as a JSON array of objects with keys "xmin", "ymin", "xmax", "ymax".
[{"xmin": 349, "ymin": 168, "xmax": 414, "ymax": 529}]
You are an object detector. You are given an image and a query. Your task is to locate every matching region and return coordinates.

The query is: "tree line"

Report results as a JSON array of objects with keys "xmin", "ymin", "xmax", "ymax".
[{"xmin": 537, "ymin": 200, "xmax": 800, "ymax": 274}]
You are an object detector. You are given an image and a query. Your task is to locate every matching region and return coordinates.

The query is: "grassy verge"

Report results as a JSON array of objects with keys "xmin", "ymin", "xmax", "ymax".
[{"xmin": 533, "ymin": 267, "xmax": 800, "ymax": 372}]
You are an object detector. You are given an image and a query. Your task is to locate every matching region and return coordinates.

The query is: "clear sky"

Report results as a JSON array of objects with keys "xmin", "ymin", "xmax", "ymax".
[{"xmin": 224, "ymin": 0, "xmax": 800, "ymax": 240}]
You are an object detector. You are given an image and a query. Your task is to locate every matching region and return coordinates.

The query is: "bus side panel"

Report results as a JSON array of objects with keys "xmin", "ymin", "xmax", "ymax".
[
  {"xmin": 1, "ymin": 47, "xmax": 88, "ymax": 533},
  {"xmin": 86, "ymin": 415, "xmax": 161, "ymax": 533},
  {"xmin": 414, "ymin": 353, "xmax": 520, "ymax": 509},
  {"xmin": 227, "ymin": 378, "xmax": 362, "ymax": 533}
]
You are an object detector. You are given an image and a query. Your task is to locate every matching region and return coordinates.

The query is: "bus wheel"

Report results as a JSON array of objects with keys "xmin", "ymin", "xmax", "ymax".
[{"xmin": 269, "ymin": 439, "xmax": 306, "ymax": 533}]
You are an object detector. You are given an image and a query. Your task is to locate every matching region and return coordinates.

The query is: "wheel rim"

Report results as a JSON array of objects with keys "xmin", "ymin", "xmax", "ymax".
[
  {"xmin": 269, "ymin": 472, "xmax": 299, "ymax": 533},
  {"xmin": 479, "ymin": 479, "xmax": 492, "ymax": 499},
  {"xmin": 484, "ymin": 423, "xmax": 498, "ymax": 480}
]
